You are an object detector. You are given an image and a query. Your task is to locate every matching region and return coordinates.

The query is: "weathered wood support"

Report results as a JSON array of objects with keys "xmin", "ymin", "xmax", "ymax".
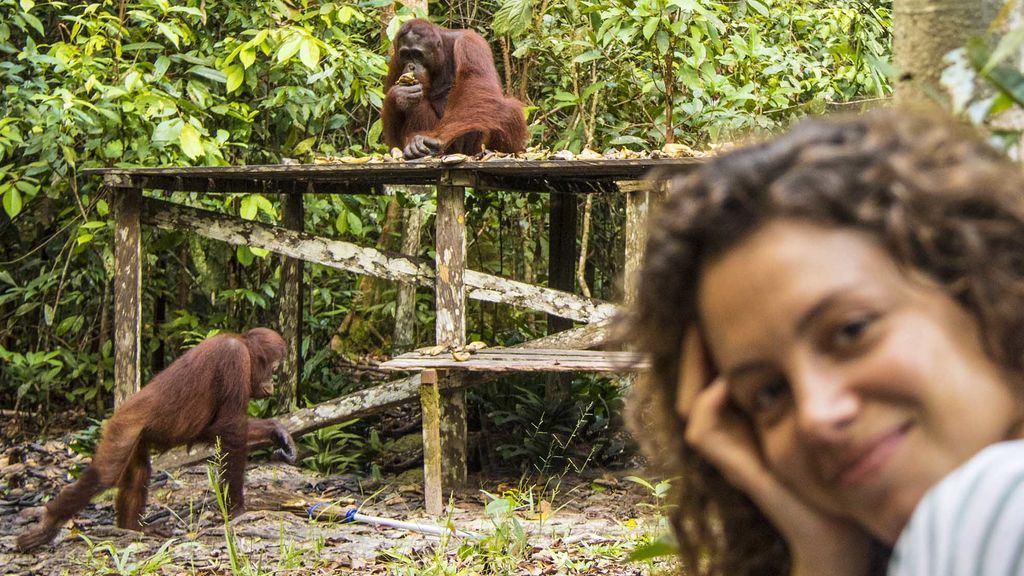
[
  {"xmin": 546, "ymin": 194, "xmax": 577, "ymax": 403},
  {"xmin": 623, "ymin": 182, "xmax": 653, "ymax": 305},
  {"xmin": 112, "ymin": 187, "xmax": 142, "ymax": 407},
  {"xmin": 420, "ymin": 369, "xmax": 444, "ymax": 515},
  {"xmin": 142, "ymin": 198, "xmax": 616, "ymax": 324},
  {"xmin": 278, "ymin": 194, "xmax": 304, "ymax": 409},
  {"xmin": 434, "ymin": 183, "xmax": 468, "ymax": 505},
  {"xmin": 547, "ymin": 194, "xmax": 577, "ymax": 331}
]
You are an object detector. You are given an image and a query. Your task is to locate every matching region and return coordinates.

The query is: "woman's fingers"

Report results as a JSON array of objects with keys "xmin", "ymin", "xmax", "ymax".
[{"xmin": 676, "ymin": 327, "xmax": 711, "ymax": 418}]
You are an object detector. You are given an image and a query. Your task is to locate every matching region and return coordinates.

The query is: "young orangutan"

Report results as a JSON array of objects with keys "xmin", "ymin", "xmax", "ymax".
[{"xmin": 16, "ymin": 328, "xmax": 297, "ymax": 551}]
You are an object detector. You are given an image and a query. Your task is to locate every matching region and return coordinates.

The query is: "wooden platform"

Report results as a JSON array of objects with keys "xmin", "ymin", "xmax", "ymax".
[{"xmin": 380, "ymin": 348, "xmax": 648, "ymax": 373}]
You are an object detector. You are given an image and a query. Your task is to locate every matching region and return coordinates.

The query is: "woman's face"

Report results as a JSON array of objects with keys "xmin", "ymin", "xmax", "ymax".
[{"xmin": 698, "ymin": 218, "xmax": 1024, "ymax": 543}]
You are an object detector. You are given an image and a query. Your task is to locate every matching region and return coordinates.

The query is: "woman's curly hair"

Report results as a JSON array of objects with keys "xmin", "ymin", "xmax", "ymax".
[{"xmin": 622, "ymin": 108, "xmax": 1024, "ymax": 576}]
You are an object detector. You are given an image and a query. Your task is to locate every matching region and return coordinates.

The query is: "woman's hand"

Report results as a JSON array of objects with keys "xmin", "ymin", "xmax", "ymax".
[{"xmin": 678, "ymin": 329, "xmax": 873, "ymax": 576}]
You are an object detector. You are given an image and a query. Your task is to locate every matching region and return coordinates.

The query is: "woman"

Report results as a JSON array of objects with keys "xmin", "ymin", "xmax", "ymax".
[{"xmin": 623, "ymin": 109, "xmax": 1024, "ymax": 575}]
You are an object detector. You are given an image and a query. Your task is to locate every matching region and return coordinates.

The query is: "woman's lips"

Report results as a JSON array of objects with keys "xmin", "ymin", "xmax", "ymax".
[{"xmin": 837, "ymin": 423, "xmax": 912, "ymax": 488}]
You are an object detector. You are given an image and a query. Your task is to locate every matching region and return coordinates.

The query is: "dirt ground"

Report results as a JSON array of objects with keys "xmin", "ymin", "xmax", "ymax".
[{"xmin": 0, "ymin": 439, "xmax": 674, "ymax": 575}]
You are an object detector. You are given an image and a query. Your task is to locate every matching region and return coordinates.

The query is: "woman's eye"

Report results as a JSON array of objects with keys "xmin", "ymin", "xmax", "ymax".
[
  {"xmin": 751, "ymin": 378, "xmax": 790, "ymax": 415},
  {"xmin": 831, "ymin": 315, "xmax": 875, "ymax": 349}
]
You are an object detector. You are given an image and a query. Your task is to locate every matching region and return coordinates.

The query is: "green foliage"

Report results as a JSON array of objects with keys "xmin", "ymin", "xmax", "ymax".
[
  {"xmin": 299, "ymin": 418, "xmax": 366, "ymax": 475},
  {"xmin": 75, "ymin": 535, "xmax": 177, "ymax": 576},
  {"xmin": 487, "ymin": 0, "xmax": 890, "ymax": 148}
]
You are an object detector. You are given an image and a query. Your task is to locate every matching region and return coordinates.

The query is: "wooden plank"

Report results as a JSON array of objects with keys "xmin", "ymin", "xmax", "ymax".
[
  {"xmin": 435, "ymin": 183, "xmax": 467, "ymax": 492},
  {"xmin": 420, "ymin": 369, "xmax": 443, "ymax": 515},
  {"xmin": 277, "ymin": 194, "xmax": 304, "ymax": 409},
  {"xmin": 380, "ymin": 348, "xmax": 648, "ymax": 373},
  {"xmin": 142, "ymin": 198, "xmax": 617, "ymax": 323},
  {"xmin": 113, "ymin": 188, "xmax": 142, "ymax": 407}
]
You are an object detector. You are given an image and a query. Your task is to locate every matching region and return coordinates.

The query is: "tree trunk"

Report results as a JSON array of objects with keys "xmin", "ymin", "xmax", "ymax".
[{"xmin": 893, "ymin": 0, "xmax": 1001, "ymax": 106}]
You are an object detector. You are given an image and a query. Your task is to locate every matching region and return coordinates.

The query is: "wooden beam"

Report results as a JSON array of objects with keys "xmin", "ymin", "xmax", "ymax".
[
  {"xmin": 277, "ymin": 194, "xmax": 304, "ymax": 409},
  {"xmin": 113, "ymin": 188, "xmax": 142, "ymax": 407},
  {"xmin": 142, "ymin": 198, "xmax": 617, "ymax": 323}
]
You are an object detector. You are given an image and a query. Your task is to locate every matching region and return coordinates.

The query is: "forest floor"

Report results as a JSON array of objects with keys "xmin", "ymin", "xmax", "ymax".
[{"xmin": 0, "ymin": 436, "xmax": 677, "ymax": 575}]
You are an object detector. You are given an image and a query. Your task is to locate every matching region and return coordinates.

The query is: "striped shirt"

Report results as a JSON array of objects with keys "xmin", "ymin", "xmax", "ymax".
[{"xmin": 888, "ymin": 440, "xmax": 1024, "ymax": 576}]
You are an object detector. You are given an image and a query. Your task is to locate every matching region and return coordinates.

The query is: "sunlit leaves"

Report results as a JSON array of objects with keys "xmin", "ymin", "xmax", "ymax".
[
  {"xmin": 179, "ymin": 122, "xmax": 204, "ymax": 159},
  {"xmin": 2, "ymin": 187, "xmax": 21, "ymax": 217},
  {"xmin": 494, "ymin": 0, "xmax": 533, "ymax": 38},
  {"xmin": 239, "ymin": 194, "xmax": 276, "ymax": 220}
]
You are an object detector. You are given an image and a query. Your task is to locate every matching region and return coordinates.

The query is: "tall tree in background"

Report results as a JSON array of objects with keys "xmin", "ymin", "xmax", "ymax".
[{"xmin": 893, "ymin": 0, "xmax": 1001, "ymax": 105}]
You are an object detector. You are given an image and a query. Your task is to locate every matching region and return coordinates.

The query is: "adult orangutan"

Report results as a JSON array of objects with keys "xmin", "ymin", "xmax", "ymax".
[
  {"xmin": 382, "ymin": 19, "xmax": 528, "ymax": 159},
  {"xmin": 16, "ymin": 328, "xmax": 297, "ymax": 552}
]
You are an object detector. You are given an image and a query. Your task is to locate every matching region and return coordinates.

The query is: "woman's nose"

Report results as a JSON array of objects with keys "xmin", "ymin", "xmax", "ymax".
[{"xmin": 793, "ymin": 366, "xmax": 860, "ymax": 443}]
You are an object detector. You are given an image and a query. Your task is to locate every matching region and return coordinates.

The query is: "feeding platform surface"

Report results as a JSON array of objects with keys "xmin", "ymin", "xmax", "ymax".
[{"xmin": 83, "ymin": 158, "xmax": 703, "ymax": 195}]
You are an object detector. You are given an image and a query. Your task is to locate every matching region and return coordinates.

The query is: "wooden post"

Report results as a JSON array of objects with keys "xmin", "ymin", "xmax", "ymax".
[
  {"xmin": 432, "ymin": 182, "xmax": 467, "ymax": 507},
  {"xmin": 278, "ymin": 193, "xmax": 304, "ymax": 409},
  {"xmin": 623, "ymin": 182, "xmax": 653, "ymax": 305},
  {"xmin": 420, "ymin": 368, "xmax": 443, "ymax": 515},
  {"xmin": 112, "ymin": 187, "xmax": 142, "ymax": 407},
  {"xmin": 547, "ymin": 193, "xmax": 576, "ymax": 332},
  {"xmin": 546, "ymin": 193, "xmax": 576, "ymax": 403}
]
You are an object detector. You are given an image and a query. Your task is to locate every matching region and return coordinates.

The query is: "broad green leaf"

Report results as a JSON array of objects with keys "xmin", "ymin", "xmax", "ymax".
[
  {"xmin": 179, "ymin": 123, "xmax": 204, "ymax": 159},
  {"xmin": 21, "ymin": 12, "xmax": 43, "ymax": 35},
  {"xmin": 347, "ymin": 211, "xmax": 363, "ymax": 235},
  {"xmin": 745, "ymin": 0, "xmax": 768, "ymax": 17},
  {"xmin": 335, "ymin": 208, "xmax": 349, "ymax": 234},
  {"xmin": 299, "ymin": 39, "xmax": 321, "ymax": 70},
  {"xmin": 253, "ymin": 194, "xmax": 276, "ymax": 218},
  {"xmin": 609, "ymin": 135, "xmax": 647, "ymax": 146},
  {"xmin": 642, "ymin": 16, "xmax": 659, "ymax": 40},
  {"xmin": 293, "ymin": 136, "xmax": 316, "ymax": 155},
  {"xmin": 250, "ymin": 247, "xmax": 269, "ymax": 257},
  {"xmin": 156, "ymin": 22, "xmax": 179, "ymax": 49},
  {"xmin": 153, "ymin": 56, "xmax": 171, "ymax": 80},
  {"xmin": 656, "ymin": 30, "xmax": 669, "ymax": 55},
  {"xmin": 629, "ymin": 540, "xmax": 677, "ymax": 561},
  {"xmin": 122, "ymin": 42, "xmax": 165, "ymax": 52},
  {"xmin": 239, "ymin": 46, "xmax": 256, "ymax": 69},
  {"xmin": 2, "ymin": 189, "xmax": 22, "ymax": 217},
  {"xmin": 225, "ymin": 64, "xmax": 244, "ymax": 93},
  {"xmin": 153, "ymin": 118, "xmax": 182, "ymax": 142},
  {"xmin": 277, "ymin": 32, "xmax": 303, "ymax": 64},
  {"xmin": 572, "ymin": 50, "xmax": 603, "ymax": 64},
  {"xmin": 240, "ymin": 195, "xmax": 258, "ymax": 219},
  {"xmin": 190, "ymin": 66, "xmax": 227, "ymax": 83},
  {"xmin": 236, "ymin": 245, "xmax": 255, "ymax": 266}
]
